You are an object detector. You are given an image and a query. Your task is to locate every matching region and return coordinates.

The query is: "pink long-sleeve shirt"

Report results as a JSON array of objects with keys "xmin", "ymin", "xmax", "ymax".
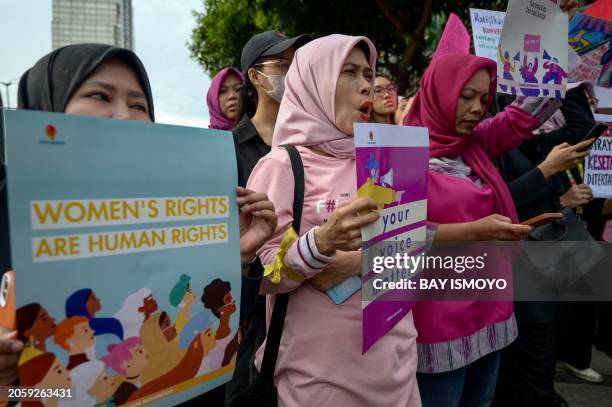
[{"xmin": 247, "ymin": 146, "xmax": 421, "ymax": 407}]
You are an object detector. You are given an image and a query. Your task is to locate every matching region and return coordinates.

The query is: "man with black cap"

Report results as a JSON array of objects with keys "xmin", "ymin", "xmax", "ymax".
[
  {"xmin": 233, "ymin": 30, "xmax": 311, "ymax": 187},
  {"xmin": 190, "ymin": 31, "xmax": 311, "ymax": 407}
]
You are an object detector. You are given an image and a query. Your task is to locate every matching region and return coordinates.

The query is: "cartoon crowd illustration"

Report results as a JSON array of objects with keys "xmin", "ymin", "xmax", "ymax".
[
  {"xmin": 498, "ymin": 45, "xmax": 567, "ymax": 98},
  {"xmin": 16, "ymin": 275, "xmax": 237, "ymax": 406}
]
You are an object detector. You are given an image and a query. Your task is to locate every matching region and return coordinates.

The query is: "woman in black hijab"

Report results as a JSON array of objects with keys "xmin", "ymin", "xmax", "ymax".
[
  {"xmin": 1, "ymin": 44, "xmax": 277, "ymax": 401},
  {"xmin": 17, "ymin": 43, "xmax": 154, "ymax": 121},
  {"xmin": 2, "ymin": 44, "xmax": 154, "ymax": 283},
  {"xmin": 0, "ymin": 43, "xmax": 156, "ymax": 388}
]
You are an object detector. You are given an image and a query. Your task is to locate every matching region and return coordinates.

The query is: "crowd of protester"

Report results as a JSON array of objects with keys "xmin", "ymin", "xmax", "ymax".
[{"xmin": 1, "ymin": 0, "xmax": 612, "ymax": 406}]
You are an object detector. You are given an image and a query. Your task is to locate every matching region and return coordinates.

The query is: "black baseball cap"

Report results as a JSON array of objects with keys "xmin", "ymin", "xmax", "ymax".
[{"xmin": 241, "ymin": 30, "xmax": 312, "ymax": 74}]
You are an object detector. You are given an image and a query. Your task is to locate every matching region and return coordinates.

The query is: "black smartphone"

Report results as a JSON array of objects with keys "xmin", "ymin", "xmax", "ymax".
[{"xmin": 581, "ymin": 122, "xmax": 609, "ymax": 142}]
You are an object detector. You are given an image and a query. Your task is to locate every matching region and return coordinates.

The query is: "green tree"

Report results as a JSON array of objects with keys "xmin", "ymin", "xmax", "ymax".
[{"xmin": 188, "ymin": 0, "xmax": 505, "ymax": 95}]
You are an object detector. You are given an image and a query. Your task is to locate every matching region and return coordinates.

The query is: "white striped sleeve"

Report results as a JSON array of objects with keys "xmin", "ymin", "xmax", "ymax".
[{"xmin": 285, "ymin": 226, "xmax": 336, "ymax": 278}]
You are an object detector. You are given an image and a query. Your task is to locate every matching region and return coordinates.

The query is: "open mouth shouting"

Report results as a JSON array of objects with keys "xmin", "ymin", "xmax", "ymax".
[{"xmin": 359, "ymin": 101, "xmax": 372, "ymax": 122}]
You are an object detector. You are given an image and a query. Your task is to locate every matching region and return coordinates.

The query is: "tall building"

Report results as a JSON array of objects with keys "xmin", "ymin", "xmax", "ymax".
[{"xmin": 52, "ymin": 0, "xmax": 134, "ymax": 50}]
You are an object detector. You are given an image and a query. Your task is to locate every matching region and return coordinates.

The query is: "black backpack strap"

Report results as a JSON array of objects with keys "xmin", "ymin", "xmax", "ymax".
[
  {"xmin": 258, "ymin": 144, "xmax": 304, "ymax": 381},
  {"xmin": 282, "ymin": 145, "xmax": 305, "ymax": 232}
]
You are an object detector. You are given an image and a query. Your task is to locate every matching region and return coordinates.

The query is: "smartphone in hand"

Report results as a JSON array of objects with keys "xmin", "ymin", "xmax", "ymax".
[
  {"xmin": 327, "ymin": 275, "xmax": 361, "ymax": 304},
  {"xmin": 520, "ymin": 213, "xmax": 563, "ymax": 228},
  {"xmin": 581, "ymin": 122, "xmax": 608, "ymax": 143}
]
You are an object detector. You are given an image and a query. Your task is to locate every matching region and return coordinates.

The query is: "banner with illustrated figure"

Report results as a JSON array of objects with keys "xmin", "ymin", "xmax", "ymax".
[
  {"xmin": 354, "ymin": 123, "xmax": 429, "ymax": 353},
  {"xmin": 497, "ymin": 0, "xmax": 568, "ymax": 98},
  {"xmin": 1, "ymin": 110, "xmax": 241, "ymax": 406},
  {"xmin": 585, "ymin": 114, "xmax": 612, "ymax": 198},
  {"xmin": 470, "ymin": 8, "xmax": 506, "ymax": 62}
]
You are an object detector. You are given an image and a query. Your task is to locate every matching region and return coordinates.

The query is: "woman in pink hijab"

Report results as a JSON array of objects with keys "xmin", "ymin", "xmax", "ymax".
[
  {"xmin": 206, "ymin": 67, "xmax": 244, "ymax": 130},
  {"xmin": 247, "ymin": 34, "xmax": 421, "ymax": 406},
  {"xmin": 404, "ymin": 53, "xmax": 539, "ymax": 405}
]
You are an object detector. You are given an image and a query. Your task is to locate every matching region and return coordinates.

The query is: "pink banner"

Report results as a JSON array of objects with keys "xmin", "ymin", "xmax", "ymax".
[{"xmin": 524, "ymin": 33, "xmax": 541, "ymax": 52}]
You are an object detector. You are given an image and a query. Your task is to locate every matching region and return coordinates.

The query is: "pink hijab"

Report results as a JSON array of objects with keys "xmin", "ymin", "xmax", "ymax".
[
  {"xmin": 206, "ymin": 66, "xmax": 244, "ymax": 130},
  {"xmin": 405, "ymin": 53, "xmax": 519, "ymax": 222},
  {"xmin": 431, "ymin": 13, "xmax": 470, "ymax": 63},
  {"xmin": 272, "ymin": 34, "xmax": 377, "ymax": 159}
]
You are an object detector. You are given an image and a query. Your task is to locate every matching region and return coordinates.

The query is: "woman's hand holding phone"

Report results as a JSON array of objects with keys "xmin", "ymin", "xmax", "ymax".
[
  {"xmin": 538, "ymin": 139, "xmax": 594, "ymax": 179},
  {"xmin": 520, "ymin": 213, "xmax": 563, "ymax": 228}
]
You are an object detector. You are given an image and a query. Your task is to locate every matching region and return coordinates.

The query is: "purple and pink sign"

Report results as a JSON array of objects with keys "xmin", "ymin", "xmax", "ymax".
[{"xmin": 354, "ymin": 123, "xmax": 429, "ymax": 353}]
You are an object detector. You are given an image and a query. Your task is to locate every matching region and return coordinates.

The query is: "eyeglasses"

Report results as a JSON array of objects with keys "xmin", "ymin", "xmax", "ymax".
[
  {"xmin": 254, "ymin": 59, "xmax": 292, "ymax": 75},
  {"xmin": 373, "ymin": 86, "xmax": 397, "ymax": 97}
]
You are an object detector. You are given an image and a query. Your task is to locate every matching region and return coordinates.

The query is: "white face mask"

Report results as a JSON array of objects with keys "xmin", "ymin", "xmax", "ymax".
[{"xmin": 256, "ymin": 70, "xmax": 286, "ymax": 103}]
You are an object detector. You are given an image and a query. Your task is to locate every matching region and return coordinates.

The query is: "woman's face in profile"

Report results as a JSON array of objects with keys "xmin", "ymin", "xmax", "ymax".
[
  {"xmin": 334, "ymin": 46, "xmax": 374, "ymax": 136},
  {"xmin": 65, "ymin": 58, "xmax": 151, "ymax": 122}
]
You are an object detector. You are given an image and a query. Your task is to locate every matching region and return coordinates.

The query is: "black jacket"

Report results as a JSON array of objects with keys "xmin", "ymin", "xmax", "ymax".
[
  {"xmin": 232, "ymin": 115, "xmax": 271, "ymax": 187},
  {"xmin": 495, "ymin": 85, "xmax": 595, "ymax": 222},
  {"xmin": 494, "ymin": 86, "xmax": 595, "ymax": 323}
]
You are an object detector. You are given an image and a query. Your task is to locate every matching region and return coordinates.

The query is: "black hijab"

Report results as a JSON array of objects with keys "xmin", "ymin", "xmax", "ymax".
[
  {"xmin": 2, "ymin": 44, "xmax": 154, "ymax": 274},
  {"xmin": 17, "ymin": 43, "xmax": 154, "ymax": 121}
]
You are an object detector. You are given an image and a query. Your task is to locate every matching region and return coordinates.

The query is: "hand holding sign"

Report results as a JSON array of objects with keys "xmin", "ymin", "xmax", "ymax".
[
  {"xmin": 314, "ymin": 197, "xmax": 379, "ymax": 256},
  {"xmin": 237, "ymin": 186, "xmax": 277, "ymax": 263},
  {"xmin": 0, "ymin": 329, "xmax": 21, "ymax": 386},
  {"xmin": 560, "ymin": 0, "xmax": 579, "ymax": 20}
]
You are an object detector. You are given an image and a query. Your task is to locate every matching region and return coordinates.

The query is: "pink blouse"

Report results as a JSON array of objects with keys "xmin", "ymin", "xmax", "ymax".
[{"xmin": 247, "ymin": 146, "xmax": 421, "ymax": 407}]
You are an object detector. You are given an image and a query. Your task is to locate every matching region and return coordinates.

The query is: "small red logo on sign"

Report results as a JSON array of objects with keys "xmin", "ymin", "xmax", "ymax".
[{"xmin": 45, "ymin": 125, "xmax": 57, "ymax": 141}]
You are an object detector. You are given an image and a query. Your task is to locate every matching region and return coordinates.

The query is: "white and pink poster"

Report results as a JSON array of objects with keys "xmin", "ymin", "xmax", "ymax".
[
  {"xmin": 497, "ymin": 0, "xmax": 568, "ymax": 98},
  {"xmin": 470, "ymin": 8, "xmax": 506, "ymax": 62},
  {"xmin": 585, "ymin": 114, "xmax": 612, "ymax": 198}
]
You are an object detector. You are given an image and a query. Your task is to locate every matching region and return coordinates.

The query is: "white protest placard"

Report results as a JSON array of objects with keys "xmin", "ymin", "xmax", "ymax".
[
  {"xmin": 497, "ymin": 0, "xmax": 569, "ymax": 98},
  {"xmin": 470, "ymin": 8, "xmax": 506, "ymax": 61},
  {"xmin": 595, "ymin": 86, "xmax": 612, "ymax": 109},
  {"xmin": 585, "ymin": 114, "xmax": 612, "ymax": 198}
]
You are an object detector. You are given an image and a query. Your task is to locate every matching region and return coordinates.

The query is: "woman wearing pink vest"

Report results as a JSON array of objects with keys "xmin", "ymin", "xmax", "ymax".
[{"xmin": 405, "ymin": 53, "xmax": 541, "ymax": 406}]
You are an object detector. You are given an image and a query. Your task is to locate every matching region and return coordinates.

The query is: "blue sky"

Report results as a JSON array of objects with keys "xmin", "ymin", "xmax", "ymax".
[{"xmin": 0, "ymin": 0, "xmax": 212, "ymax": 127}]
